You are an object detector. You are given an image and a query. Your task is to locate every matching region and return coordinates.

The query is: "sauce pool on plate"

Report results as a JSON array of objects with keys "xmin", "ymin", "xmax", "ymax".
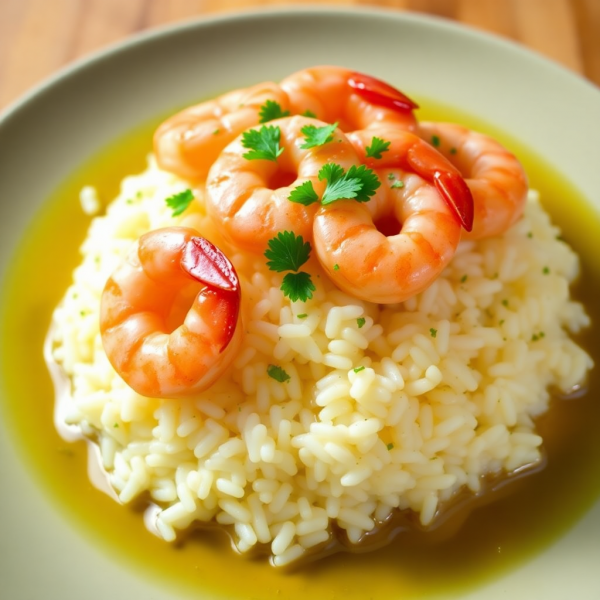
[{"xmin": 1, "ymin": 104, "xmax": 599, "ymax": 600}]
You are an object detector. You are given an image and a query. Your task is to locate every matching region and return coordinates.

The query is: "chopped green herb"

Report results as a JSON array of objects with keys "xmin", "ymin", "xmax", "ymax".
[
  {"xmin": 431, "ymin": 135, "xmax": 441, "ymax": 147},
  {"xmin": 281, "ymin": 271, "xmax": 316, "ymax": 302},
  {"xmin": 165, "ymin": 189, "xmax": 194, "ymax": 216},
  {"xmin": 450, "ymin": 147, "xmax": 457, "ymax": 155},
  {"xmin": 430, "ymin": 328, "xmax": 437, "ymax": 338},
  {"xmin": 499, "ymin": 319, "xmax": 505, "ymax": 326},
  {"xmin": 241, "ymin": 125, "xmax": 284, "ymax": 162},
  {"xmin": 113, "ymin": 423, "xmax": 119, "ymax": 428},
  {"xmin": 365, "ymin": 136, "xmax": 391, "ymax": 159},
  {"xmin": 501, "ymin": 299, "xmax": 509, "ymax": 307},
  {"xmin": 527, "ymin": 232, "xmax": 533, "ymax": 238},
  {"xmin": 264, "ymin": 231, "xmax": 311, "ymax": 273},
  {"xmin": 302, "ymin": 109, "xmax": 318, "ymax": 118},
  {"xmin": 353, "ymin": 366, "xmax": 366, "ymax": 373},
  {"xmin": 258, "ymin": 100, "xmax": 290, "ymax": 123},
  {"xmin": 542, "ymin": 266, "xmax": 550, "ymax": 275},
  {"xmin": 333, "ymin": 263, "xmax": 340, "ymax": 271},
  {"xmin": 267, "ymin": 364, "xmax": 291, "ymax": 383},
  {"xmin": 288, "ymin": 180, "xmax": 319, "ymax": 206},
  {"xmin": 319, "ymin": 163, "xmax": 380, "ymax": 205},
  {"xmin": 388, "ymin": 173, "xmax": 396, "ymax": 180},
  {"xmin": 460, "ymin": 274, "xmax": 468, "ymax": 283},
  {"xmin": 391, "ymin": 180, "xmax": 404, "ymax": 189},
  {"xmin": 357, "ymin": 317, "xmax": 366, "ymax": 329},
  {"xmin": 387, "ymin": 443, "xmax": 394, "ymax": 450},
  {"xmin": 213, "ymin": 129, "xmax": 220, "ymax": 135},
  {"xmin": 532, "ymin": 334, "xmax": 539, "ymax": 342},
  {"xmin": 296, "ymin": 313, "xmax": 308, "ymax": 319},
  {"xmin": 300, "ymin": 122, "xmax": 338, "ymax": 149}
]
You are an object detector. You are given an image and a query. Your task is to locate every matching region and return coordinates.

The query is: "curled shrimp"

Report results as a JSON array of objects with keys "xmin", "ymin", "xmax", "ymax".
[
  {"xmin": 154, "ymin": 82, "xmax": 290, "ymax": 181},
  {"xmin": 100, "ymin": 227, "xmax": 241, "ymax": 399},
  {"xmin": 419, "ymin": 122, "xmax": 528, "ymax": 240},
  {"xmin": 280, "ymin": 66, "xmax": 419, "ymax": 134},
  {"xmin": 205, "ymin": 115, "xmax": 362, "ymax": 253},
  {"xmin": 313, "ymin": 129, "xmax": 465, "ymax": 304}
]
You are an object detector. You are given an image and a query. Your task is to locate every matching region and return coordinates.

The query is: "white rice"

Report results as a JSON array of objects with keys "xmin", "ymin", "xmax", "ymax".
[{"xmin": 50, "ymin": 156, "xmax": 593, "ymax": 566}]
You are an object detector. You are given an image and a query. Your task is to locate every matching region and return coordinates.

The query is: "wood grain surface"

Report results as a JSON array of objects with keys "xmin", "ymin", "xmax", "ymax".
[{"xmin": 0, "ymin": 0, "xmax": 598, "ymax": 111}]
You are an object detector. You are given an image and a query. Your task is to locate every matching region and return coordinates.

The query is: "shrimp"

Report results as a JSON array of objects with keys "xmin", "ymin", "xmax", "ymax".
[
  {"xmin": 313, "ymin": 129, "xmax": 465, "ymax": 304},
  {"xmin": 419, "ymin": 122, "xmax": 528, "ymax": 240},
  {"xmin": 205, "ymin": 115, "xmax": 362, "ymax": 253},
  {"xmin": 280, "ymin": 66, "xmax": 419, "ymax": 134},
  {"xmin": 154, "ymin": 82, "xmax": 290, "ymax": 181},
  {"xmin": 100, "ymin": 227, "xmax": 242, "ymax": 399}
]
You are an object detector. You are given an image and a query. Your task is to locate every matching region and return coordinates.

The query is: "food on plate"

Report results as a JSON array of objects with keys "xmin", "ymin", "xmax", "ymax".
[{"xmin": 48, "ymin": 66, "xmax": 593, "ymax": 567}]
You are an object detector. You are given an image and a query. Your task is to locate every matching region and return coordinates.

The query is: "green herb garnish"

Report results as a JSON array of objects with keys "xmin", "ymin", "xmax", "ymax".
[
  {"xmin": 258, "ymin": 100, "xmax": 290, "ymax": 123},
  {"xmin": 357, "ymin": 317, "xmax": 366, "ymax": 329},
  {"xmin": 288, "ymin": 180, "xmax": 320, "ymax": 206},
  {"xmin": 300, "ymin": 122, "xmax": 338, "ymax": 149},
  {"xmin": 267, "ymin": 364, "xmax": 291, "ymax": 383},
  {"xmin": 241, "ymin": 125, "xmax": 284, "ymax": 162},
  {"xmin": 165, "ymin": 189, "xmax": 194, "ymax": 216},
  {"xmin": 365, "ymin": 136, "xmax": 391, "ymax": 159}
]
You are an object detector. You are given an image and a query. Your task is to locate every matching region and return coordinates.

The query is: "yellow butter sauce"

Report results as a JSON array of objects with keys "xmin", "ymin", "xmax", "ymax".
[{"xmin": 1, "ymin": 104, "xmax": 599, "ymax": 600}]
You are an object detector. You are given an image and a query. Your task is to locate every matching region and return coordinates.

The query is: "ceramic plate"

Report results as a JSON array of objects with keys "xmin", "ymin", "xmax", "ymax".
[{"xmin": 1, "ymin": 7, "xmax": 599, "ymax": 600}]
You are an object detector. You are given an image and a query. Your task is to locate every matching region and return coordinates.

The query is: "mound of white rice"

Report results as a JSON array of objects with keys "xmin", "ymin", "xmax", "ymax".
[{"xmin": 50, "ymin": 156, "xmax": 593, "ymax": 566}]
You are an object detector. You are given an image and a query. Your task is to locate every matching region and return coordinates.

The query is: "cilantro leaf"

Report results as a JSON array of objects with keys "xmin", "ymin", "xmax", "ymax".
[
  {"xmin": 165, "ymin": 189, "xmax": 194, "ymax": 216},
  {"xmin": 288, "ymin": 181, "xmax": 319, "ymax": 206},
  {"xmin": 302, "ymin": 109, "xmax": 318, "ymax": 118},
  {"xmin": 267, "ymin": 364, "xmax": 291, "ymax": 383},
  {"xmin": 300, "ymin": 122, "xmax": 338, "ymax": 149},
  {"xmin": 365, "ymin": 136, "xmax": 391, "ymax": 159},
  {"xmin": 281, "ymin": 271, "xmax": 316, "ymax": 302},
  {"xmin": 318, "ymin": 163, "xmax": 380, "ymax": 205},
  {"xmin": 241, "ymin": 125, "xmax": 284, "ymax": 162},
  {"xmin": 258, "ymin": 100, "xmax": 290, "ymax": 123},
  {"xmin": 346, "ymin": 165, "xmax": 380, "ymax": 202},
  {"xmin": 264, "ymin": 231, "xmax": 311, "ymax": 272}
]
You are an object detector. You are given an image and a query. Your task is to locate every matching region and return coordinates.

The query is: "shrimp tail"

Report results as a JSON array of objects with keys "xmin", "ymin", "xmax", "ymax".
[
  {"xmin": 348, "ymin": 71, "xmax": 419, "ymax": 112},
  {"xmin": 406, "ymin": 143, "xmax": 474, "ymax": 232},
  {"xmin": 181, "ymin": 236, "xmax": 240, "ymax": 353}
]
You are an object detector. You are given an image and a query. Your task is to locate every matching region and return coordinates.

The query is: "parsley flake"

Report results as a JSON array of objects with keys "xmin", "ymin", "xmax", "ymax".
[
  {"xmin": 165, "ymin": 189, "xmax": 194, "ymax": 216},
  {"xmin": 302, "ymin": 109, "xmax": 318, "ymax": 118},
  {"xmin": 365, "ymin": 136, "xmax": 391, "ymax": 159},
  {"xmin": 460, "ymin": 274, "xmax": 468, "ymax": 283},
  {"xmin": 353, "ymin": 366, "xmax": 366, "ymax": 373},
  {"xmin": 241, "ymin": 125, "xmax": 284, "ymax": 162},
  {"xmin": 387, "ymin": 443, "xmax": 394, "ymax": 450},
  {"xmin": 430, "ymin": 328, "xmax": 437, "ymax": 338},
  {"xmin": 288, "ymin": 180, "xmax": 319, "ymax": 206},
  {"xmin": 296, "ymin": 313, "xmax": 308, "ymax": 319},
  {"xmin": 333, "ymin": 263, "xmax": 340, "ymax": 271},
  {"xmin": 319, "ymin": 163, "xmax": 380, "ymax": 205},
  {"xmin": 357, "ymin": 317, "xmax": 366, "ymax": 329},
  {"xmin": 267, "ymin": 364, "xmax": 291, "ymax": 383},
  {"xmin": 431, "ymin": 135, "xmax": 441, "ymax": 147},
  {"xmin": 264, "ymin": 231, "xmax": 311, "ymax": 272},
  {"xmin": 300, "ymin": 122, "xmax": 338, "ymax": 149},
  {"xmin": 450, "ymin": 147, "xmax": 457, "ymax": 155},
  {"xmin": 388, "ymin": 173, "xmax": 396, "ymax": 180},
  {"xmin": 391, "ymin": 180, "xmax": 404, "ymax": 189},
  {"xmin": 281, "ymin": 271, "xmax": 316, "ymax": 302},
  {"xmin": 542, "ymin": 266, "xmax": 550, "ymax": 275},
  {"xmin": 258, "ymin": 100, "xmax": 290, "ymax": 123}
]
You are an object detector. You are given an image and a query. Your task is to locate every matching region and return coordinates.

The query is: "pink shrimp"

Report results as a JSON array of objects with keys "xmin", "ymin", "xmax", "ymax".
[
  {"xmin": 100, "ymin": 227, "xmax": 241, "ymax": 399},
  {"xmin": 280, "ymin": 66, "xmax": 419, "ymax": 134},
  {"xmin": 419, "ymin": 122, "xmax": 528, "ymax": 239},
  {"xmin": 154, "ymin": 81, "xmax": 290, "ymax": 181},
  {"xmin": 205, "ymin": 115, "xmax": 362, "ymax": 253},
  {"xmin": 313, "ymin": 129, "xmax": 466, "ymax": 304}
]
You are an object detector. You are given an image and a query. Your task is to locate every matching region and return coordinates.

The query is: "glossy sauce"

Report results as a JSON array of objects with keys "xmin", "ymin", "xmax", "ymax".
[{"xmin": 1, "ymin": 104, "xmax": 599, "ymax": 599}]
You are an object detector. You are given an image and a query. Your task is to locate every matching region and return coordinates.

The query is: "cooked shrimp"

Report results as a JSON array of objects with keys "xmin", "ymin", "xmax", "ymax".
[
  {"xmin": 419, "ymin": 122, "xmax": 528, "ymax": 240},
  {"xmin": 154, "ymin": 82, "xmax": 290, "ymax": 181},
  {"xmin": 313, "ymin": 131, "xmax": 464, "ymax": 304},
  {"xmin": 100, "ymin": 227, "xmax": 242, "ymax": 399},
  {"xmin": 205, "ymin": 115, "xmax": 362, "ymax": 253},
  {"xmin": 280, "ymin": 66, "xmax": 419, "ymax": 134},
  {"xmin": 348, "ymin": 128, "xmax": 474, "ymax": 231}
]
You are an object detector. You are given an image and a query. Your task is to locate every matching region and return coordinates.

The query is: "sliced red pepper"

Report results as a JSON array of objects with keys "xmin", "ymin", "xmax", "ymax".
[{"xmin": 433, "ymin": 170, "xmax": 474, "ymax": 232}]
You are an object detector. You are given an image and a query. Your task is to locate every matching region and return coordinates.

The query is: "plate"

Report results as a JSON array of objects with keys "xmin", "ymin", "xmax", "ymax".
[{"xmin": 0, "ymin": 7, "xmax": 599, "ymax": 600}]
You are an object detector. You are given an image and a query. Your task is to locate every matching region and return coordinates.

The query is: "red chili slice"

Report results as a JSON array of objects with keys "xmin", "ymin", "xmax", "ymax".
[
  {"xmin": 433, "ymin": 170, "xmax": 474, "ymax": 232},
  {"xmin": 348, "ymin": 71, "xmax": 419, "ymax": 113}
]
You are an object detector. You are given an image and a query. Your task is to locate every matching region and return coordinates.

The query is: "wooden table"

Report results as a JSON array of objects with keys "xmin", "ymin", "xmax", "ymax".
[{"xmin": 0, "ymin": 0, "xmax": 598, "ymax": 111}]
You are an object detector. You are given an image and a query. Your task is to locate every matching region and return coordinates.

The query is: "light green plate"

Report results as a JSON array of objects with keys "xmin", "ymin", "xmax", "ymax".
[{"xmin": 1, "ymin": 7, "xmax": 599, "ymax": 600}]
